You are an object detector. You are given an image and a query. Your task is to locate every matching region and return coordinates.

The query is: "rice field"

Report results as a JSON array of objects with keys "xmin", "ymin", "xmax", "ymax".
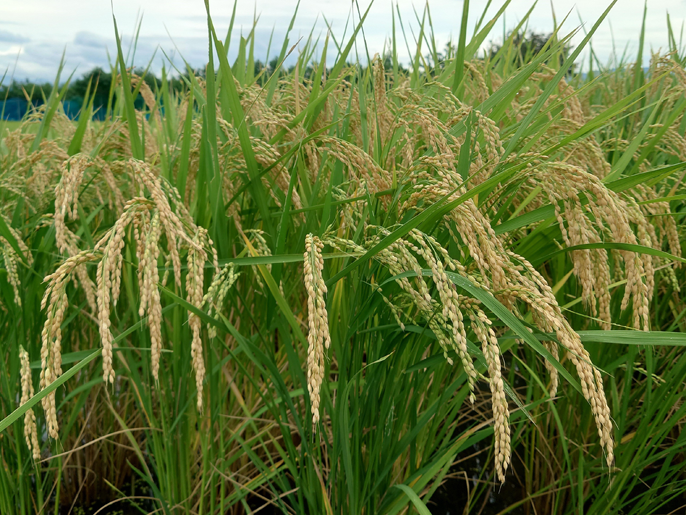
[{"xmin": 2, "ymin": 1, "xmax": 686, "ymax": 514}]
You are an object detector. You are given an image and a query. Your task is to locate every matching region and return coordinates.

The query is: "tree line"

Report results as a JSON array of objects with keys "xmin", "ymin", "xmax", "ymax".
[{"xmin": 0, "ymin": 30, "xmax": 569, "ymax": 121}]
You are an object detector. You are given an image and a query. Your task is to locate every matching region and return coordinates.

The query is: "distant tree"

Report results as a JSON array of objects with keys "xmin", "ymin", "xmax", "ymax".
[
  {"xmin": 0, "ymin": 79, "xmax": 53, "ymax": 100},
  {"xmin": 67, "ymin": 67, "xmax": 167, "ymax": 114},
  {"xmin": 65, "ymin": 67, "xmax": 113, "ymax": 107},
  {"xmin": 488, "ymin": 30, "xmax": 575, "ymax": 71}
]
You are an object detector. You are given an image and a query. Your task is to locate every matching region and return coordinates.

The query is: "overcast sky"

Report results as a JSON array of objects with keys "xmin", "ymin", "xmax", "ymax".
[{"xmin": 1, "ymin": 0, "xmax": 685, "ymax": 83}]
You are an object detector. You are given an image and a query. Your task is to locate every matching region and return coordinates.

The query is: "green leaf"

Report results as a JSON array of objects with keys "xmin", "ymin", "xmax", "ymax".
[
  {"xmin": 241, "ymin": 234, "xmax": 308, "ymax": 347},
  {"xmin": 392, "ymin": 484, "xmax": 432, "ymax": 515},
  {"xmin": 530, "ymin": 242, "xmax": 686, "ymax": 268},
  {"xmin": 578, "ymin": 331, "xmax": 686, "ymax": 346},
  {"xmin": 451, "ymin": 0, "xmax": 469, "ymax": 95},
  {"xmin": 113, "ymin": 14, "xmax": 144, "ymax": 160},
  {"xmin": 606, "ymin": 162, "xmax": 686, "ymax": 192},
  {"xmin": 494, "ymin": 205, "xmax": 555, "ymax": 235},
  {"xmin": 1, "ymin": 304, "xmax": 177, "ymax": 434},
  {"xmin": 0, "ymin": 349, "xmax": 101, "ymax": 434},
  {"xmin": 444, "ymin": 271, "xmax": 583, "ymax": 394},
  {"xmin": 205, "ymin": 2, "xmax": 275, "ymax": 239},
  {"xmin": 500, "ymin": 1, "xmax": 617, "ymax": 161},
  {"xmin": 68, "ymin": 77, "xmax": 95, "ymax": 156},
  {"xmin": 31, "ymin": 50, "xmax": 70, "ymax": 153}
]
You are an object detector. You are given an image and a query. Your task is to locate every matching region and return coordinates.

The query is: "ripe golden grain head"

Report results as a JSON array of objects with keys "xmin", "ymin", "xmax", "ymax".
[
  {"xmin": 304, "ymin": 233, "xmax": 330, "ymax": 427},
  {"xmin": 19, "ymin": 346, "xmax": 41, "ymax": 461}
]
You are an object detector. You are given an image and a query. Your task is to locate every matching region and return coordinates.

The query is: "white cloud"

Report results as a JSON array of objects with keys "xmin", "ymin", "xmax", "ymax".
[
  {"xmin": 0, "ymin": 45, "xmax": 24, "ymax": 57},
  {"xmin": 1, "ymin": 0, "xmax": 684, "ymax": 81}
]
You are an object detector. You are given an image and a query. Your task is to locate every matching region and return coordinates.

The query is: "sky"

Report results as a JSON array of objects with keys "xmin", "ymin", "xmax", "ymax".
[{"xmin": 1, "ymin": 0, "xmax": 685, "ymax": 83}]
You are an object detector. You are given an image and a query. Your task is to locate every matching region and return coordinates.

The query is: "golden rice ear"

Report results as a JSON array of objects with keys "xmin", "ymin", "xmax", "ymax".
[
  {"xmin": 41, "ymin": 249, "xmax": 100, "ymax": 438},
  {"xmin": 140, "ymin": 213, "xmax": 163, "ymax": 384},
  {"xmin": 304, "ymin": 233, "xmax": 330, "ymax": 428},
  {"xmin": 462, "ymin": 61, "xmax": 489, "ymax": 104},
  {"xmin": 0, "ymin": 238, "xmax": 22, "ymax": 306},
  {"xmin": 531, "ymin": 163, "xmax": 652, "ymax": 331},
  {"xmin": 186, "ymin": 227, "xmax": 211, "ymax": 412},
  {"xmin": 396, "ymin": 162, "xmax": 621, "ymax": 471},
  {"xmin": 372, "ymin": 54, "xmax": 393, "ymax": 147},
  {"xmin": 241, "ymin": 229, "xmax": 275, "ymax": 290},
  {"xmin": 97, "ymin": 207, "xmax": 135, "ymax": 386},
  {"xmin": 19, "ymin": 346, "xmax": 41, "ymax": 461},
  {"xmin": 54, "ymin": 155, "xmax": 97, "ymax": 311},
  {"xmin": 47, "ymin": 159, "xmax": 210, "ymax": 395},
  {"xmin": 204, "ymin": 263, "xmax": 240, "ymax": 339},
  {"xmin": 508, "ymin": 254, "xmax": 615, "ymax": 467},
  {"xmin": 466, "ymin": 307, "xmax": 510, "ymax": 483},
  {"xmin": 372, "ymin": 55, "xmax": 387, "ymax": 114},
  {"xmin": 410, "ymin": 230, "xmax": 478, "ymax": 402},
  {"xmin": 130, "ymin": 76, "xmax": 158, "ymax": 115},
  {"xmin": 319, "ymin": 136, "xmax": 393, "ymax": 193}
]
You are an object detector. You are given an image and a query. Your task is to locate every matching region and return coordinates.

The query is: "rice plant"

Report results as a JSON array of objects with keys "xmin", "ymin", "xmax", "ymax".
[{"xmin": 1, "ymin": 1, "xmax": 686, "ymax": 513}]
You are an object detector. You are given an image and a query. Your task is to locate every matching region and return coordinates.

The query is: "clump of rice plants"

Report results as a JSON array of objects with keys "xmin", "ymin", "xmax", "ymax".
[{"xmin": 1, "ymin": 1, "xmax": 686, "ymax": 513}]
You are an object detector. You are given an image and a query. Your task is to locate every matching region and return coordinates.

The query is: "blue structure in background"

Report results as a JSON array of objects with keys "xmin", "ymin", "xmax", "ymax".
[
  {"xmin": 0, "ymin": 98, "xmax": 32, "ymax": 120},
  {"xmin": 0, "ymin": 98, "xmax": 106, "ymax": 121}
]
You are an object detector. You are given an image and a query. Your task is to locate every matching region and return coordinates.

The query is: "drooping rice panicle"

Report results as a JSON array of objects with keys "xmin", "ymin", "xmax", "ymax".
[{"xmin": 304, "ymin": 233, "xmax": 330, "ymax": 427}]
